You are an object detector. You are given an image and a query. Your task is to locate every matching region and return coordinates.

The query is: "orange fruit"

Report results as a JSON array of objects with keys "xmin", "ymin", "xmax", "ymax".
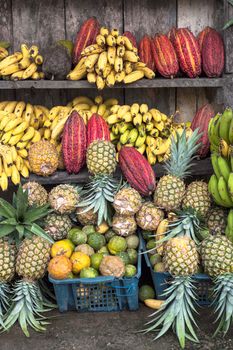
[
  {"xmin": 70, "ymin": 251, "xmax": 91, "ymax": 274},
  {"xmin": 50, "ymin": 239, "xmax": 75, "ymax": 258},
  {"xmin": 48, "ymin": 255, "xmax": 72, "ymax": 279}
]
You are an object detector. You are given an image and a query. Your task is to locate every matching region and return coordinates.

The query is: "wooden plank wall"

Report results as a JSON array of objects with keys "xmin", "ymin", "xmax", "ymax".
[{"xmin": 0, "ymin": 0, "xmax": 229, "ymax": 120}]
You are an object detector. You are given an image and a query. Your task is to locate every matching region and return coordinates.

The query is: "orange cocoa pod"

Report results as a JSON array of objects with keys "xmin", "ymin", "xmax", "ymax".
[{"xmin": 138, "ymin": 35, "xmax": 155, "ymax": 71}]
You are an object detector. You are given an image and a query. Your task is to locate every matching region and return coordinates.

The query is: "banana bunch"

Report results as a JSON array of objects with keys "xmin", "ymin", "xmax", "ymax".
[
  {"xmin": 226, "ymin": 209, "xmax": 233, "ymax": 242},
  {"xmin": 44, "ymin": 95, "xmax": 119, "ymax": 145},
  {"xmin": 0, "ymin": 44, "xmax": 44, "ymax": 81},
  {"xmin": 67, "ymin": 26, "xmax": 155, "ymax": 89},
  {"xmin": 208, "ymin": 107, "xmax": 233, "ymax": 157},
  {"xmin": 107, "ymin": 102, "xmax": 188, "ymax": 165},
  {"xmin": 0, "ymin": 42, "xmax": 10, "ymax": 61}
]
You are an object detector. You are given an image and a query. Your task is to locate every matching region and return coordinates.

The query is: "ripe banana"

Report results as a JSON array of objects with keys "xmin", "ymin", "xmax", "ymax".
[
  {"xmin": 21, "ymin": 126, "xmax": 35, "ymax": 141},
  {"xmin": 219, "ymin": 138, "xmax": 229, "ymax": 158},
  {"xmin": 4, "ymin": 101, "xmax": 18, "ymax": 113},
  {"xmin": 21, "ymin": 44, "xmax": 30, "ymax": 59},
  {"xmin": 96, "ymin": 76, "xmax": 105, "ymax": 90},
  {"xmin": 124, "ymin": 70, "xmax": 144, "ymax": 83},
  {"xmin": 0, "ymin": 171, "xmax": 8, "ymax": 191},
  {"xmin": 18, "ymin": 57, "xmax": 32, "ymax": 70},
  {"xmin": 144, "ymin": 299, "xmax": 164, "ymax": 310},
  {"xmin": 11, "ymin": 164, "xmax": 20, "ymax": 185},
  {"xmin": 0, "ymin": 52, "xmax": 22, "ymax": 70},
  {"xmin": 100, "ymin": 27, "xmax": 109, "ymax": 37},
  {"xmin": 131, "ymin": 103, "xmax": 140, "ymax": 117},
  {"xmin": 85, "ymin": 53, "xmax": 99, "ymax": 70},
  {"xmin": 14, "ymin": 101, "xmax": 26, "ymax": 118},
  {"xmin": 127, "ymin": 128, "xmax": 138, "ymax": 144},
  {"xmin": 4, "ymin": 118, "xmax": 23, "ymax": 132},
  {"xmin": 106, "ymin": 70, "xmax": 115, "ymax": 87},
  {"xmin": 12, "ymin": 121, "xmax": 29, "ymax": 135},
  {"xmin": 156, "ymin": 219, "xmax": 169, "ymax": 255},
  {"xmin": 114, "ymin": 56, "xmax": 123, "ymax": 73},
  {"xmin": 29, "ymin": 45, "xmax": 39, "ymax": 58},
  {"xmin": 22, "ymin": 63, "xmax": 37, "ymax": 79},
  {"xmin": 135, "ymin": 134, "xmax": 146, "ymax": 147},
  {"xmin": 8, "ymin": 132, "xmax": 24, "ymax": 146}
]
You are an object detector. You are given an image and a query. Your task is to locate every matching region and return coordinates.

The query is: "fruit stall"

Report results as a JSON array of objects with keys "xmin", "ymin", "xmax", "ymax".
[{"xmin": 1, "ymin": 0, "xmax": 233, "ymax": 349}]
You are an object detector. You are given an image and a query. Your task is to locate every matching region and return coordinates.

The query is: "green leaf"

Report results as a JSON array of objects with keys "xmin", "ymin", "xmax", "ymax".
[
  {"xmin": 223, "ymin": 18, "xmax": 233, "ymax": 30},
  {"xmin": 29, "ymin": 223, "xmax": 54, "ymax": 243},
  {"xmin": 0, "ymin": 217, "xmax": 17, "ymax": 225},
  {"xmin": 15, "ymin": 186, "xmax": 29, "ymax": 221},
  {"xmin": 0, "ymin": 41, "xmax": 10, "ymax": 49},
  {"xmin": 0, "ymin": 225, "xmax": 15, "ymax": 238},
  {"xmin": 0, "ymin": 198, "xmax": 16, "ymax": 218},
  {"xmin": 23, "ymin": 205, "xmax": 50, "ymax": 223}
]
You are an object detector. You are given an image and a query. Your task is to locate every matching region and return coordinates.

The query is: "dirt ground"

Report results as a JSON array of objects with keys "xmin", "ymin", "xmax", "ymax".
[{"xmin": 1, "ymin": 305, "xmax": 233, "ymax": 350}]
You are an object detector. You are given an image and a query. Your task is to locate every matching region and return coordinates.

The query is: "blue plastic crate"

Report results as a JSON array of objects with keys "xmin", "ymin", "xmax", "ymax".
[
  {"xmin": 141, "ymin": 236, "xmax": 213, "ymax": 306},
  {"xmin": 49, "ymin": 244, "xmax": 142, "ymax": 313}
]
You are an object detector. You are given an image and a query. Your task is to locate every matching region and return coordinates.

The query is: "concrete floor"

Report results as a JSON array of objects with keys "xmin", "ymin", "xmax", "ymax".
[{"xmin": 1, "ymin": 305, "xmax": 233, "ymax": 350}]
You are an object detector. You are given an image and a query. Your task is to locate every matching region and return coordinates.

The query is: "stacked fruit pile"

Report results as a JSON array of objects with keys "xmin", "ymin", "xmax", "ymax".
[
  {"xmin": 0, "ymin": 44, "xmax": 44, "ymax": 80},
  {"xmin": 68, "ymin": 21, "xmax": 154, "ymax": 88}
]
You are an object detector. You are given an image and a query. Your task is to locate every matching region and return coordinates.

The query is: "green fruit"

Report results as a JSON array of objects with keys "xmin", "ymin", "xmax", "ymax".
[
  {"xmin": 98, "ymin": 246, "xmax": 109, "ymax": 256},
  {"xmin": 124, "ymin": 264, "xmax": 137, "ymax": 277},
  {"xmin": 127, "ymin": 248, "xmax": 138, "ymax": 265},
  {"xmin": 69, "ymin": 228, "xmax": 87, "ymax": 245},
  {"xmin": 146, "ymin": 239, "xmax": 157, "ymax": 255},
  {"xmin": 105, "ymin": 229, "xmax": 116, "ymax": 242},
  {"xmin": 116, "ymin": 252, "xmax": 130, "ymax": 265},
  {"xmin": 82, "ymin": 225, "xmax": 96, "ymax": 236},
  {"xmin": 80, "ymin": 267, "xmax": 99, "ymax": 278},
  {"xmin": 91, "ymin": 253, "xmax": 103, "ymax": 270},
  {"xmin": 108, "ymin": 236, "xmax": 127, "ymax": 255},
  {"xmin": 139, "ymin": 285, "xmax": 155, "ymax": 302},
  {"xmin": 126, "ymin": 235, "xmax": 139, "ymax": 249},
  {"xmin": 150, "ymin": 254, "xmax": 162, "ymax": 266},
  {"xmin": 88, "ymin": 233, "xmax": 106, "ymax": 251},
  {"xmin": 75, "ymin": 244, "xmax": 94, "ymax": 256},
  {"xmin": 67, "ymin": 227, "xmax": 82, "ymax": 240},
  {"xmin": 142, "ymin": 230, "xmax": 153, "ymax": 241},
  {"xmin": 153, "ymin": 262, "xmax": 166, "ymax": 272}
]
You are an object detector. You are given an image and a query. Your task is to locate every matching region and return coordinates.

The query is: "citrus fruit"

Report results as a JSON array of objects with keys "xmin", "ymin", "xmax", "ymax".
[
  {"xmin": 146, "ymin": 239, "xmax": 157, "ymax": 255},
  {"xmin": 124, "ymin": 264, "xmax": 137, "ymax": 277},
  {"xmin": 70, "ymin": 251, "xmax": 91, "ymax": 274},
  {"xmin": 139, "ymin": 285, "xmax": 155, "ymax": 302},
  {"xmin": 98, "ymin": 246, "xmax": 109, "ymax": 255},
  {"xmin": 116, "ymin": 251, "xmax": 130, "ymax": 265},
  {"xmin": 91, "ymin": 253, "xmax": 103, "ymax": 270},
  {"xmin": 88, "ymin": 233, "xmax": 106, "ymax": 251},
  {"xmin": 50, "ymin": 239, "xmax": 75, "ymax": 258},
  {"xmin": 75, "ymin": 243, "xmax": 94, "ymax": 256},
  {"xmin": 96, "ymin": 221, "xmax": 109, "ymax": 234},
  {"xmin": 126, "ymin": 235, "xmax": 139, "ymax": 249},
  {"xmin": 48, "ymin": 255, "xmax": 72, "ymax": 279},
  {"xmin": 108, "ymin": 236, "xmax": 127, "ymax": 255},
  {"xmin": 154, "ymin": 262, "xmax": 166, "ymax": 272},
  {"xmin": 105, "ymin": 229, "xmax": 116, "ymax": 242},
  {"xmin": 99, "ymin": 256, "xmax": 125, "ymax": 278},
  {"xmin": 150, "ymin": 254, "xmax": 162, "ymax": 266},
  {"xmin": 80, "ymin": 267, "xmax": 99, "ymax": 278},
  {"xmin": 67, "ymin": 227, "xmax": 82, "ymax": 240},
  {"xmin": 69, "ymin": 227, "xmax": 87, "ymax": 245},
  {"xmin": 82, "ymin": 225, "xmax": 96, "ymax": 236},
  {"xmin": 127, "ymin": 248, "xmax": 138, "ymax": 265}
]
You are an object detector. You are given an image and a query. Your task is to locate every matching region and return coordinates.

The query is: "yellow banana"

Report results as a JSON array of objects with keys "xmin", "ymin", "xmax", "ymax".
[
  {"xmin": 10, "ymin": 70, "xmax": 24, "ymax": 81},
  {"xmin": 145, "ymin": 122, "xmax": 154, "ymax": 132},
  {"xmin": 96, "ymin": 76, "xmax": 105, "ymax": 90},
  {"xmin": 103, "ymin": 110, "xmax": 110, "ymax": 119},
  {"xmin": 14, "ymin": 101, "xmax": 26, "ymax": 118},
  {"xmin": 49, "ymin": 106, "xmax": 62, "ymax": 121},
  {"xmin": 8, "ymin": 133, "xmax": 24, "ymax": 146},
  {"xmin": 150, "ymin": 128, "xmax": 159, "ymax": 138},
  {"xmin": 123, "ymin": 51, "xmax": 139, "ymax": 63},
  {"xmin": 133, "ymin": 113, "xmax": 143, "ymax": 126},
  {"xmin": 4, "ymin": 118, "xmax": 23, "ymax": 132},
  {"xmin": 146, "ymin": 146, "xmax": 157, "ymax": 165},
  {"xmin": 130, "ymin": 103, "xmax": 140, "ymax": 117},
  {"xmin": 0, "ymin": 48, "xmax": 8, "ymax": 60},
  {"xmin": 97, "ymin": 104, "xmax": 107, "ymax": 116},
  {"xmin": 135, "ymin": 134, "xmax": 146, "ymax": 148},
  {"xmin": 3, "ymin": 159, "xmax": 11, "ymax": 177},
  {"xmin": 31, "ymin": 72, "xmax": 40, "ymax": 80},
  {"xmin": 104, "ymin": 98, "xmax": 118, "ymax": 107},
  {"xmin": 0, "ymin": 171, "xmax": 8, "ymax": 191},
  {"xmin": 20, "ymin": 164, "xmax": 29, "ymax": 178},
  {"xmin": 110, "ymin": 104, "xmax": 120, "ymax": 114},
  {"xmin": 25, "ymin": 103, "xmax": 34, "ymax": 121},
  {"xmin": 150, "ymin": 109, "xmax": 162, "ymax": 122},
  {"xmin": 120, "ymin": 130, "xmax": 130, "ymax": 144},
  {"xmin": 36, "ymin": 105, "xmax": 50, "ymax": 119},
  {"xmin": 18, "ymin": 57, "xmax": 32, "ymax": 69},
  {"xmin": 115, "ymin": 70, "xmax": 125, "ymax": 82},
  {"xmin": 72, "ymin": 96, "xmax": 94, "ymax": 106},
  {"xmin": 4, "ymin": 101, "xmax": 18, "ymax": 113},
  {"xmin": 31, "ymin": 130, "xmax": 41, "ymax": 143},
  {"xmin": 15, "ymin": 155, "xmax": 24, "ymax": 171},
  {"xmin": 139, "ymin": 66, "xmax": 155, "ymax": 79},
  {"xmin": 22, "ymin": 63, "xmax": 37, "ymax": 79},
  {"xmin": 81, "ymin": 44, "xmax": 104, "ymax": 56},
  {"xmin": 118, "ymin": 105, "xmax": 131, "ymax": 118},
  {"xmin": 94, "ymin": 96, "xmax": 103, "ymax": 105},
  {"xmin": 34, "ymin": 54, "xmax": 43, "ymax": 65},
  {"xmin": 144, "ymin": 299, "xmax": 164, "ymax": 310},
  {"xmin": 85, "ymin": 53, "xmax": 99, "ymax": 69},
  {"xmin": 17, "ymin": 149, "xmax": 28, "ymax": 158},
  {"xmin": 51, "ymin": 116, "xmax": 69, "ymax": 140},
  {"xmin": 140, "ymin": 104, "xmax": 149, "ymax": 114},
  {"xmin": 143, "ymin": 112, "xmax": 152, "ymax": 124},
  {"xmin": 0, "ymin": 101, "xmax": 9, "ymax": 110},
  {"xmin": 1, "ymin": 63, "xmax": 20, "ymax": 75},
  {"xmin": 87, "ymin": 72, "xmax": 97, "ymax": 83},
  {"xmin": 90, "ymin": 105, "xmax": 98, "ymax": 114},
  {"xmin": 29, "ymin": 45, "xmax": 39, "ymax": 58},
  {"xmin": 0, "ymin": 115, "xmax": 14, "ymax": 130},
  {"xmin": 106, "ymin": 70, "xmax": 115, "ymax": 87},
  {"xmin": 16, "ymin": 140, "xmax": 29, "ymax": 150},
  {"xmin": 97, "ymin": 51, "xmax": 108, "ymax": 72},
  {"xmin": 38, "ymin": 128, "xmax": 45, "ymax": 137},
  {"xmin": 100, "ymin": 27, "xmax": 109, "ymax": 37},
  {"xmin": 111, "ymin": 29, "xmax": 119, "ymax": 38},
  {"xmin": 136, "ymin": 144, "xmax": 146, "ymax": 154},
  {"xmin": 122, "ymin": 112, "xmax": 133, "ymax": 123},
  {"xmin": 24, "ymin": 159, "xmax": 31, "ymax": 171},
  {"xmin": 156, "ymin": 219, "xmax": 169, "ymax": 255},
  {"xmin": 123, "ymin": 36, "xmax": 134, "ymax": 50},
  {"xmin": 1, "ymin": 130, "xmax": 12, "ymax": 144},
  {"xmin": 124, "ymin": 70, "xmax": 144, "ymax": 83},
  {"xmin": 154, "ymin": 121, "xmax": 165, "ymax": 132},
  {"xmin": 44, "ymin": 128, "xmax": 51, "ymax": 140},
  {"xmin": 125, "ymin": 62, "xmax": 133, "ymax": 74},
  {"xmin": 107, "ymin": 114, "xmax": 119, "ymax": 125},
  {"xmin": 117, "ymin": 45, "xmax": 125, "ymax": 57},
  {"xmin": 73, "ymin": 103, "xmax": 90, "ymax": 111},
  {"xmin": 39, "ymin": 72, "xmax": 45, "ymax": 79},
  {"xmin": 102, "ymin": 63, "xmax": 112, "ymax": 78},
  {"xmin": 114, "ymin": 56, "xmax": 123, "ymax": 73},
  {"xmin": 106, "ymin": 35, "xmax": 116, "ymax": 47},
  {"xmin": 21, "ymin": 44, "xmax": 30, "ymax": 58},
  {"xmin": 96, "ymin": 34, "xmax": 106, "ymax": 47},
  {"xmin": 11, "ymin": 146, "xmax": 18, "ymax": 162},
  {"xmin": 21, "ymin": 126, "xmax": 35, "ymax": 141},
  {"xmin": 0, "ymin": 157, "xmax": 3, "ymax": 176},
  {"xmin": 2, "ymin": 146, "xmax": 13, "ymax": 165},
  {"xmin": 107, "ymin": 46, "xmax": 116, "ymax": 66},
  {"xmin": 152, "ymin": 138, "xmax": 171, "ymax": 156},
  {"xmin": 11, "ymin": 164, "xmax": 20, "ymax": 185},
  {"xmin": 67, "ymin": 65, "xmax": 87, "ymax": 80},
  {"xmin": 0, "ymin": 52, "xmax": 22, "ymax": 70},
  {"xmin": 12, "ymin": 121, "xmax": 29, "ymax": 135}
]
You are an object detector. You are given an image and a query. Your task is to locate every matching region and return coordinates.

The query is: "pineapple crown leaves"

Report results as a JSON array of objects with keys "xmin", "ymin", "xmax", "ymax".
[
  {"xmin": 77, "ymin": 175, "xmax": 122, "ymax": 225},
  {"xmin": 0, "ymin": 283, "xmax": 11, "ymax": 329},
  {"xmin": 0, "ymin": 186, "xmax": 53, "ymax": 245},
  {"xmin": 212, "ymin": 274, "xmax": 233, "ymax": 336},
  {"xmin": 224, "ymin": 1, "xmax": 233, "ymax": 29},
  {"xmin": 164, "ymin": 128, "xmax": 201, "ymax": 179},
  {"xmin": 4, "ymin": 280, "xmax": 53, "ymax": 337},
  {"xmin": 142, "ymin": 276, "xmax": 199, "ymax": 349}
]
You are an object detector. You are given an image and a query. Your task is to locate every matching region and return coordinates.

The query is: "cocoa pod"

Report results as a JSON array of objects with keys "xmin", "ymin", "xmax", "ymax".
[
  {"xmin": 152, "ymin": 34, "xmax": 179, "ymax": 78},
  {"xmin": 197, "ymin": 26, "xmax": 212, "ymax": 51},
  {"xmin": 138, "ymin": 35, "xmax": 155, "ymax": 71},
  {"xmin": 62, "ymin": 111, "xmax": 87, "ymax": 173},
  {"xmin": 202, "ymin": 29, "xmax": 225, "ymax": 78},
  {"xmin": 87, "ymin": 113, "xmax": 110, "ymax": 147},
  {"xmin": 167, "ymin": 27, "xmax": 177, "ymax": 44},
  {"xmin": 119, "ymin": 146, "xmax": 156, "ymax": 196},
  {"xmin": 173, "ymin": 28, "xmax": 201, "ymax": 78},
  {"xmin": 123, "ymin": 31, "xmax": 138, "ymax": 49},
  {"xmin": 191, "ymin": 103, "xmax": 215, "ymax": 158},
  {"xmin": 73, "ymin": 17, "xmax": 100, "ymax": 65}
]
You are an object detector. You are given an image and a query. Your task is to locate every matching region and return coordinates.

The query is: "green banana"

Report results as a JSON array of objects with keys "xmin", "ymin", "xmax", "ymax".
[
  {"xmin": 228, "ymin": 172, "xmax": 233, "ymax": 200},
  {"xmin": 229, "ymin": 116, "xmax": 233, "ymax": 144},
  {"xmin": 135, "ymin": 134, "xmax": 146, "ymax": 147},
  {"xmin": 208, "ymin": 174, "xmax": 231, "ymax": 207},
  {"xmin": 208, "ymin": 113, "xmax": 221, "ymax": 147},
  {"xmin": 211, "ymin": 153, "xmax": 221, "ymax": 179},
  {"xmin": 137, "ymin": 124, "xmax": 146, "ymax": 137},
  {"xmin": 111, "ymin": 124, "xmax": 119, "ymax": 135},
  {"xmin": 120, "ymin": 130, "xmax": 130, "ymax": 144},
  {"xmin": 118, "ymin": 122, "xmax": 133, "ymax": 134},
  {"xmin": 218, "ymin": 176, "xmax": 233, "ymax": 207},
  {"xmin": 226, "ymin": 209, "xmax": 233, "ymax": 242},
  {"xmin": 127, "ymin": 128, "xmax": 138, "ymax": 144},
  {"xmin": 217, "ymin": 156, "xmax": 231, "ymax": 182},
  {"xmin": 219, "ymin": 107, "xmax": 233, "ymax": 144}
]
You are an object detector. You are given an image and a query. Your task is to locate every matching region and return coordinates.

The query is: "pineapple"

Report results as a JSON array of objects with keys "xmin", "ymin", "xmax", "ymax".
[
  {"xmin": 86, "ymin": 140, "xmax": 117, "ymax": 175},
  {"xmin": 201, "ymin": 235, "xmax": 233, "ymax": 335},
  {"xmin": 76, "ymin": 207, "xmax": 97, "ymax": 225},
  {"xmin": 44, "ymin": 213, "xmax": 72, "ymax": 241},
  {"xmin": 182, "ymin": 181, "xmax": 211, "ymax": 217},
  {"xmin": 22, "ymin": 181, "xmax": 48, "ymax": 207},
  {"xmin": 207, "ymin": 207, "xmax": 227, "ymax": 235},
  {"xmin": 154, "ymin": 129, "xmax": 201, "ymax": 211},
  {"xmin": 143, "ymin": 236, "xmax": 199, "ymax": 348},
  {"xmin": 136, "ymin": 202, "xmax": 164, "ymax": 231},
  {"xmin": 112, "ymin": 214, "xmax": 137, "ymax": 236},
  {"xmin": 113, "ymin": 187, "xmax": 142, "ymax": 216},
  {"xmin": 28, "ymin": 140, "xmax": 59, "ymax": 176},
  {"xmin": 78, "ymin": 140, "xmax": 121, "ymax": 225},
  {"xmin": 0, "ymin": 186, "xmax": 53, "ymax": 336},
  {"xmin": 49, "ymin": 184, "xmax": 79, "ymax": 214}
]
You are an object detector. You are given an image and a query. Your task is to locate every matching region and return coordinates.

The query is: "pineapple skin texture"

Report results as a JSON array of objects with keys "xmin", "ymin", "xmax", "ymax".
[
  {"xmin": 49, "ymin": 184, "xmax": 79, "ymax": 214},
  {"xmin": 182, "ymin": 181, "xmax": 211, "ymax": 217},
  {"xmin": 29, "ymin": 140, "xmax": 59, "ymax": 176},
  {"xmin": 22, "ymin": 181, "xmax": 48, "ymax": 207},
  {"xmin": 87, "ymin": 140, "xmax": 117, "ymax": 175},
  {"xmin": 136, "ymin": 201, "xmax": 164, "ymax": 231},
  {"xmin": 113, "ymin": 187, "xmax": 142, "ymax": 216},
  {"xmin": 44, "ymin": 213, "xmax": 72, "ymax": 241},
  {"xmin": 0, "ymin": 239, "xmax": 16, "ymax": 283}
]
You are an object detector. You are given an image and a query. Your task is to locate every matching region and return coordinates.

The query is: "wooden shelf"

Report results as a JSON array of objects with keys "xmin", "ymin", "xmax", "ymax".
[
  {"xmin": 0, "ymin": 78, "xmax": 226, "ymax": 90},
  {"xmin": 18, "ymin": 158, "xmax": 212, "ymax": 186}
]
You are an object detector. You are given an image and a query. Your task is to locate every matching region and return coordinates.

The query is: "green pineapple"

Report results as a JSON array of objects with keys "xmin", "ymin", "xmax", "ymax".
[
  {"xmin": 78, "ymin": 140, "xmax": 121, "ymax": 225},
  {"xmin": 206, "ymin": 207, "xmax": 227, "ymax": 235},
  {"xmin": 182, "ymin": 181, "xmax": 211, "ymax": 217},
  {"xmin": 143, "ymin": 236, "xmax": 199, "ymax": 348},
  {"xmin": 154, "ymin": 129, "xmax": 201, "ymax": 211},
  {"xmin": 0, "ymin": 186, "xmax": 54, "ymax": 336}
]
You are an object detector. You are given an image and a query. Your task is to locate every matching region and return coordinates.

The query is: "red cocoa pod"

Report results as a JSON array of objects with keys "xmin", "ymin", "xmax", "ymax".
[
  {"xmin": 191, "ymin": 103, "xmax": 215, "ymax": 158},
  {"xmin": 152, "ymin": 34, "xmax": 179, "ymax": 78},
  {"xmin": 197, "ymin": 26, "xmax": 212, "ymax": 51},
  {"xmin": 138, "ymin": 35, "xmax": 155, "ymax": 71},
  {"xmin": 62, "ymin": 111, "xmax": 87, "ymax": 174},
  {"xmin": 167, "ymin": 27, "xmax": 177, "ymax": 44},
  {"xmin": 119, "ymin": 146, "xmax": 156, "ymax": 196},
  {"xmin": 72, "ymin": 17, "xmax": 100, "ymax": 65},
  {"xmin": 173, "ymin": 28, "xmax": 201, "ymax": 78},
  {"xmin": 87, "ymin": 113, "xmax": 110, "ymax": 147},
  {"xmin": 123, "ymin": 31, "xmax": 138, "ymax": 49},
  {"xmin": 202, "ymin": 29, "xmax": 225, "ymax": 78}
]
